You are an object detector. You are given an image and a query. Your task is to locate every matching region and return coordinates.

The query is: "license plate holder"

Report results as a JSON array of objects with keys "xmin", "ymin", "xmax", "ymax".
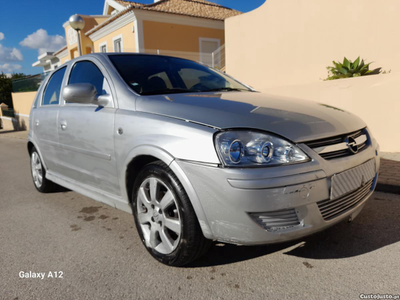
[{"xmin": 330, "ymin": 159, "xmax": 376, "ymax": 200}]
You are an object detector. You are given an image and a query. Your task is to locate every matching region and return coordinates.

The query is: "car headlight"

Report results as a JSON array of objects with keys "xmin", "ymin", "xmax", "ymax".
[{"xmin": 215, "ymin": 130, "xmax": 310, "ymax": 167}]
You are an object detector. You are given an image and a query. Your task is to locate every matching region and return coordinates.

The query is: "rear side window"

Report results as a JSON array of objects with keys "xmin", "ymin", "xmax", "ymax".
[
  {"xmin": 42, "ymin": 67, "xmax": 66, "ymax": 105},
  {"xmin": 69, "ymin": 61, "xmax": 109, "ymax": 95}
]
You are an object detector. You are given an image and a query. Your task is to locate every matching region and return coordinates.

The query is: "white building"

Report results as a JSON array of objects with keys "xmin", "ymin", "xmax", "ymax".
[{"xmin": 32, "ymin": 46, "xmax": 68, "ymax": 74}]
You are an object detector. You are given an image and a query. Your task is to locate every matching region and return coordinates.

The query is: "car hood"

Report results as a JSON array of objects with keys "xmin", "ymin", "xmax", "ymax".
[{"xmin": 136, "ymin": 91, "xmax": 366, "ymax": 142}]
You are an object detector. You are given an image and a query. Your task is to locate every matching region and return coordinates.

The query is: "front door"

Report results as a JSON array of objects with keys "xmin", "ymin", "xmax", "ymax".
[{"xmin": 57, "ymin": 60, "xmax": 120, "ymax": 196}]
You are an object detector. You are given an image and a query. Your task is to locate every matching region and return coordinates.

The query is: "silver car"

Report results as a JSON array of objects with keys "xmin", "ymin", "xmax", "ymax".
[{"xmin": 28, "ymin": 53, "xmax": 380, "ymax": 266}]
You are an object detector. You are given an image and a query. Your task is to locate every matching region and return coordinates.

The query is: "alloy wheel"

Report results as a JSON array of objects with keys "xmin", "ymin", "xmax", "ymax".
[
  {"xmin": 137, "ymin": 177, "xmax": 182, "ymax": 254},
  {"xmin": 31, "ymin": 152, "xmax": 43, "ymax": 188}
]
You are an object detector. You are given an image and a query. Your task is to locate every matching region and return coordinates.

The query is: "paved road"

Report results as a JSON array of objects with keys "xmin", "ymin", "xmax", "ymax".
[{"xmin": 1, "ymin": 136, "xmax": 399, "ymax": 300}]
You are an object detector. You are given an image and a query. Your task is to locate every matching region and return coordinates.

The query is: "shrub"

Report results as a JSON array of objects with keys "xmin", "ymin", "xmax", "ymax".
[{"xmin": 325, "ymin": 57, "xmax": 382, "ymax": 80}]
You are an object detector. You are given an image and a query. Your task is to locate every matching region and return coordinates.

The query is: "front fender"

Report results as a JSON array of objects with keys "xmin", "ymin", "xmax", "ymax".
[{"xmin": 120, "ymin": 145, "xmax": 214, "ymax": 240}]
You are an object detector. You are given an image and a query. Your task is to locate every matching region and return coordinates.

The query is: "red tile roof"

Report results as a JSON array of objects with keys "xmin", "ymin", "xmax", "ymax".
[{"xmin": 87, "ymin": 0, "xmax": 241, "ymax": 36}]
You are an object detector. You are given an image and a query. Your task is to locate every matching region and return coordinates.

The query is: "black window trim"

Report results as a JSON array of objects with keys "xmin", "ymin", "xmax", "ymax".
[{"xmin": 41, "ymin": 66, "xmax": 67, "ymax": 107}]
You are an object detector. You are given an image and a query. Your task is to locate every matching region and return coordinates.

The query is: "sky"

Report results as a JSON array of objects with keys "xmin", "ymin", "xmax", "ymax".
[{"xmin": 0, "ymin": 0, "xmax": 265, "ymax": 76}]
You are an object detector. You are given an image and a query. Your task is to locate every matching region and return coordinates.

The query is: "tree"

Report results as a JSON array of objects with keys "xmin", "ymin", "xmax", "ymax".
[{"xmin": 0, "ymin": 72, "xmax": 26, "ymax": 109}]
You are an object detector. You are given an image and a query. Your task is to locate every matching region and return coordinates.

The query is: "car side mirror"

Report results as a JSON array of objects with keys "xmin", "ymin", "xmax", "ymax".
[{"xmin": 63, "ymin": 83, "xmax": 111, "ymax": 107}]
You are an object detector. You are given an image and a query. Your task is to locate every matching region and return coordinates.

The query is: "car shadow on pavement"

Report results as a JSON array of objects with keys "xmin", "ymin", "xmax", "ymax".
[
  {"xmin": 187, "ymin": 242, "xmax": 296, "ymax": 268},
  {"xmin": 0, "ymin": 130, "xmax": 17, "ymax": 134},
  {"xmin": 188, "ymin": 195, "xmax": 400, "ymax": 267},
  {"xmin": 187, "ymin": 241, "xmax": 298, "ymax": 268},
  {"xmin": 284, "ymin": 196, "xmax": 400, "ymax": 260}
]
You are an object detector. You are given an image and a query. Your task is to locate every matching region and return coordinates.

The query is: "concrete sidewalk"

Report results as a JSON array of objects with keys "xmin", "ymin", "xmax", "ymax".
[
  {"xmin": 1, "ymin": 129, "xmax": 399, "ymax": 194},
  {"xmin": 376, "ymin": 158, "xmax": 400, "ymax": 194}
]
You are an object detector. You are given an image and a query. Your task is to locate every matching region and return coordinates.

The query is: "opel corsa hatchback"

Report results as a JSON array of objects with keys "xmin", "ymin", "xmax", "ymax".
[{"xmin": 28, "ymin": 53, "xmax": 380, "ymax": 266}]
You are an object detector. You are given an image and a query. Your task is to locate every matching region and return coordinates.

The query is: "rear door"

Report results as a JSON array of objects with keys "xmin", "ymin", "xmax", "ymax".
[
  {"xmin": 57, "ymin": 59, "xmax": 120, "ymax": 196},
  {"xmin": 31, "ymin": 67, "xmax": 66, "ymax": 171}
]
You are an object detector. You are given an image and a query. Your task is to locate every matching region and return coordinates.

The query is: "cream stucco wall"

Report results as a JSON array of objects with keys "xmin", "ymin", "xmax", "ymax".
[
  {"xmin": 225, "ymin": 0, "xmax": 400, "ymax": 90},
  {"xmin": 225, "ymin": 0, "xmax": 400, "ymax": 152},
  {"xmin": 5, "ymin": 92, "xmax": 37, "ymax": 131},
  {"xmin": 263, "ymin": 73, "xmax": 400, "ymax": 152},
  {"xmin": 12, "ymin": 92, "xmax": 36, "ymax": 116},
  {"xmin": 143, "ymin": 20, "xmax": 224, "ymax": 61},
  {"xmin": 92, "ymin": 22, "xmax": 136, "ymax": 53}
]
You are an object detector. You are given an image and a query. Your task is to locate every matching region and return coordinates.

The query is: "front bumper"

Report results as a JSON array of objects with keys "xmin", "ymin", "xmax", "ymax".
[{"xmin": 176, "ymin": 138, "xmax": 380, "ymax": 245}]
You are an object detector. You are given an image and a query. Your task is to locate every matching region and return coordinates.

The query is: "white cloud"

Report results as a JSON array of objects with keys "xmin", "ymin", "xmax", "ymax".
[
  {"xmin": 0, "ymin": 44, "xmax": 24, "ymax": 62},
  {"xmin": 0, "ymin": 32, "xmax": 4, "ymax": 41},
  {"xmin": 20, "ymin": 29, "xmax": 66, "ymax": 55},
  {"xmin": 9, "ymin": 48, "xmax": 23, "ymax": 61},
  {"xmin": 0, "ymin": 63, "xmax": 22, "ymax": 73}
]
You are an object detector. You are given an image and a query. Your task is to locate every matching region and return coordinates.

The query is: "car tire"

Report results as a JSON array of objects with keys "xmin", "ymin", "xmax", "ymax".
[
  {"xmin": 132, "ymin": 161, "xmax": 211, "ymax": 267},
  {"xmin": 30, "ymin": 147, "xmax": 57, "ymax": 193}
]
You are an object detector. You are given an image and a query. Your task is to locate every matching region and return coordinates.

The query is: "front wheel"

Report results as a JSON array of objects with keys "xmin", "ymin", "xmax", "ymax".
[{"xmin": 132, "ymin": 161, "xmax": 211, "ymax": 266}]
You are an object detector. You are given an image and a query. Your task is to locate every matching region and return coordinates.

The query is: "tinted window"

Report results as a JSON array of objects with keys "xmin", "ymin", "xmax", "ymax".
[
  {"xmin": 178, "ymin": 68, "xmax": 211, "ymax": 90},
  {"xmin": 69, "ymin": 61, "xmax": 109, "ymax": 95},
  {"xmin": 42, "ymin": 67, "xmax": 66, "ymax": 105},
  {"xmin": 109, "ymin": 55, "xmax": 250, "ymax": 95}
]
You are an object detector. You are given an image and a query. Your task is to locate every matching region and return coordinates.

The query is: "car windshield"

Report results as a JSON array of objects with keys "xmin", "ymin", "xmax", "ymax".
[{"xmin": 109, "ymin": 55, "xmax": 252, "ymax": 95}]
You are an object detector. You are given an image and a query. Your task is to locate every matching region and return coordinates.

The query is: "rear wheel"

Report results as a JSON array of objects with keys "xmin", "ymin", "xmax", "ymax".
[
  {"xmin": 132, "ymin": 161, "xmax": 211, "ymax": 266},
  {"xmin": 30, "ymin": 147, "xmax": 56, "ymax": 193}
]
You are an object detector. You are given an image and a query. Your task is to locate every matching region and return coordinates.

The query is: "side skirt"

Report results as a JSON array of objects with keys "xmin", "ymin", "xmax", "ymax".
[{"xmin": 46, "ymin": 171, "xmax": 132, "ymax": 214}]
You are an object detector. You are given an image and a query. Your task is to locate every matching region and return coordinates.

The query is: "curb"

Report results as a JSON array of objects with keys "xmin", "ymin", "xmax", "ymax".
[{"xmin": 375, "ymin": 183, "xmax": 400, "ymax": 195}]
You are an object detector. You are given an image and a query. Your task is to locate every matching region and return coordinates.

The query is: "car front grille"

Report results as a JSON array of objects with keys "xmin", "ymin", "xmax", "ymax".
[
  {"xmin": 249, "ymin": 209, "xmax": 301, "ymax": 232},
  {"xmin": 317, "ymin": 178, "xmax": 374, "ymax": 221},
  {"xmin": 305, "ymin": 129, "xmax": 369, "ymax": 160}
]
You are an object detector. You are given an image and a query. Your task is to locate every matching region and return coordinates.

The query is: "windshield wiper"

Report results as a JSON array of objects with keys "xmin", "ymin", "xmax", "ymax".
[
  {"xmin": 203, "ymin": 87, "xmax": 251, "ymax": 92},
  {"xmin": 142, "ymin": 88, "xmax": 192, "ymax": 95}
]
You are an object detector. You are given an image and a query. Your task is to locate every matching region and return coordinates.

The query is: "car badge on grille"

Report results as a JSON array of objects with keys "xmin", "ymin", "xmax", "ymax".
[
  {"xmin": 346, "ymin": 136, "xmax": 358, "ymax": 154},
  {"xmin": 361, "ymin": 174, "xmax": 366, "ymax": 187}
]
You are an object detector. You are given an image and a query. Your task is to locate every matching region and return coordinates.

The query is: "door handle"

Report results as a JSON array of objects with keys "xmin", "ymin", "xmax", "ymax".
[
  {"xmin": 35, "ymin": 120, "xmax": 39, "ymax": 126},
  {"xmin": 60, "ymin": 121, "xmax": 67, "ymax": 130}
]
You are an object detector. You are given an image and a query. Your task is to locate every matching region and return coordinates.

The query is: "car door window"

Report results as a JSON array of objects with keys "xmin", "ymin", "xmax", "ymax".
[
  {"xmin": 42, "ymin": 67, "xmax": 66, "ymax": 106},
  {"xmin": 69, "ymin": 61, "xmax": 110, "ymax": 96}
]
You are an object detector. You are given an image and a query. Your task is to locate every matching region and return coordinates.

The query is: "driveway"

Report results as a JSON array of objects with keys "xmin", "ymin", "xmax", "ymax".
[{"xmin": 0, "ymin": 136, "xmax": 399, "ymax": 300}]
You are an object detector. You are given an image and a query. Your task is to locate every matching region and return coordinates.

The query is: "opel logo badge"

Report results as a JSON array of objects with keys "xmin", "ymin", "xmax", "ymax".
[{"xmin": 346, "ymin": 136, "xmax": 358, "ymax": 154}]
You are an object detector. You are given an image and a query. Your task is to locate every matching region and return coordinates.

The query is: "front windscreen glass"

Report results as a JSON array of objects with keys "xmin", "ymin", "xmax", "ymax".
[{"xmin": 109, "ymin": 55, "xmax": 251, "ymax": 95}]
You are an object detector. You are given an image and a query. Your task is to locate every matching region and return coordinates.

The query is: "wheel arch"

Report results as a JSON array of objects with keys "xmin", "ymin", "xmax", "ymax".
[
  {"xmin": 122, "ymin": 145, "xmax": 214, "ymax": 240},
  {"xmin": 27, "ymin": 139, "xmax": 48, "ymax": 171}
]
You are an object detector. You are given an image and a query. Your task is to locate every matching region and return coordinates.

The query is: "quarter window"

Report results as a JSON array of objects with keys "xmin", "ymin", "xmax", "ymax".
[
  {"xmin": 69, "ymin": 61, "xmax": 110, "ymax": 96},
  {"xmin": 42, "ymin": 67, "xmax": 66, "ymax": 105}
]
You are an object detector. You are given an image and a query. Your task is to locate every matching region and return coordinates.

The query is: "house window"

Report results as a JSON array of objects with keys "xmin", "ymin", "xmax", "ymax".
[
  {"xmin": 100, "ymin": 43, "xmax": 107, "ymax": 53},
  {"xmin": 199, "ymin": 38, "xmax": 220, "ymax": 67},
  {"xmin": 113, "ymin": 35, "xmax": 123, "ymax": 53},
  {"xmin": 114, "ymin": 38, "xmax": 122, "ymax": 53}
]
